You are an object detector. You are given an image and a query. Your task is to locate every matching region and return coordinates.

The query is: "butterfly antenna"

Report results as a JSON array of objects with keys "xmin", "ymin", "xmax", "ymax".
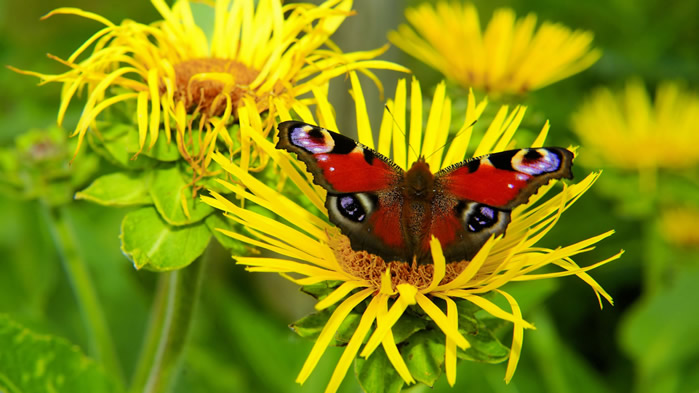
[
  {"xmin": 384, "ymin": 104, "xmax": 420, "ymax": 160},
  {"xmin": 424, "ymin": 119, "xmax": 478, "ymax": 162}
]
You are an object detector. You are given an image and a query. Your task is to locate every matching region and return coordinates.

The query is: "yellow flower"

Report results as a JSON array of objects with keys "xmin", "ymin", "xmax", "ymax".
[
  {"xmin": 203, "ymin": 74, "xmax": 621, "ymax": 392},
  {"xmin": 660, "ymin": 207, "xmax": 699, "ymax": 248},
  {"xmin": 572, "ymin": 79, "xmax": 699, "ymax": 179},
  {"xmin": 389, "ymin": 2, "xmax": 601, "ymax": 95},
  {"xmin": 11, "ymin": 0, "xmax": 406, "ymax": 183}
]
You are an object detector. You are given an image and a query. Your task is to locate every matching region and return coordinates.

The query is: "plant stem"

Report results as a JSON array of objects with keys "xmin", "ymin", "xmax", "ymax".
[
  {"xmin": 129, "ymin": 251, "xmax": 206, "ymax": 393},
  {"xmin": 42, "ymin": 203, "xmax": 125, "ymax": 385}
]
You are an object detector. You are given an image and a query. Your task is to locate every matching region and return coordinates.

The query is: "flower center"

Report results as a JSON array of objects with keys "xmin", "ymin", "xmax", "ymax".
[
  {"xmin": 328, "ymin": 231, "xmax": 470, "ymax": 290},
  {"xmin": 172, "ymin": 58, "xmax": 260, "ymax": 117}
]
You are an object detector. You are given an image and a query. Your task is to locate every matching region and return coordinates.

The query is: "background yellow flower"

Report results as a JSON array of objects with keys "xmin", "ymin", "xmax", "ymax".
[
  {"xmin": 572, "ymin": 79, "xmax": 699, "ymax": 177},
  {"xmin": 389, "ymin": 2, "xmax": 600, "ymax": 95}
]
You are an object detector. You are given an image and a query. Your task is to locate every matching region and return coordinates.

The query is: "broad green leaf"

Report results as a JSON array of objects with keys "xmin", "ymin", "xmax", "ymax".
[
  {"xmin": 290, "ymin": 308, "xmax": 334, "ymax": 340},
  {"xmin": 150, "ymin": 164, "xmax": 214, "ymax": 226},
  {"xmin": 290, "ymin": 308, "xmax": 362, "ymax": 346},
  {"xmin": 355, "ymin": 346, "xmax": 404, "ymax": 393},
  {"xmin": 204, "ymin": 213, "xmax": 250, "ymax": 255},
  {"xmin": 99, "ymin": 122, "xmax": 179, "ymax": 162},
  {"xmin": 134, "ymin": 131, "xmax": 180, "ymax": 162},
  {"xmin": 457, "ymin": 320, "xmax": 509, "ymax": 363},
  {"xmin": 120, "ymin": 207, "xmax": 211, "ymax": 271},
  {"xmin": 0, "ymin": 314, "xmax": 122, "ymax": 393},
  {"xmin": 300, "ymin": 281, "xmax": 343, "ymax": 300},
  {"xmin": 391, "ymin": 311, "xmax": 429, "ymax": 344},
  {"xmin": 334, "ymin": 312, "xmax": 362, "ymax": 344},
  {"xmin": 75, "ymin": 172, "xmax": 153, "ymax": 206},
  {"xmin": 402, "ymin": 328, "xmax": 445, "ymax": 386},
  {"xmin": 91, "ymin": 125, "xmax": 158, "ymax": 170}
]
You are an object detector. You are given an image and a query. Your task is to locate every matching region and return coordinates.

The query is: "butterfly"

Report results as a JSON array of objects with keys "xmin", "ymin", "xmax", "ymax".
[{"xmin": 276, "ymin": 121, "xmax": 574, "ymax": 264}]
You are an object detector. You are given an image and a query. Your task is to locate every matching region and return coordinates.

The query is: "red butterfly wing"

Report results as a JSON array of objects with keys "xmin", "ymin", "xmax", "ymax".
[
  {"xmin": 277, "ymin": 121, "xmax": 410, "ymax": 261},
  {"xmin": 276, "ymin": 121, "xmax": 401, "ymax": 193},
  {"xmin": 437, "ymin": 148, "xmax": 574, "ymax": 209},
  {"xmin": 432, "ymin": 148, "xmax": 574, "ymax": 262}
]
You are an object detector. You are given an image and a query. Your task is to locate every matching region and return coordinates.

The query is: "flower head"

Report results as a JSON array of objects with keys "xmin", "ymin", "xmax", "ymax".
[
  {"xmin": 389, "ymin": 2, "xmax": 601, "ymax": 95},
  {"xmin": 203, "ymin": 74, "xmax": 620, "ymax": 392},
  {"xmin": 12, "ymin": 0, "xmax": 406, "ymax": 184},
  {"xmin": 572, "ymin": 79, "xmax": 699, "ymax": 175}
]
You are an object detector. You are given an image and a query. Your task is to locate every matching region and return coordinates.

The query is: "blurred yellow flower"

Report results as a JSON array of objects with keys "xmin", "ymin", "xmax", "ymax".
[
  {"xmin": 203, "ymin": 74, "xmax": 620, "ymax": 392},
  {"xmin": 12, "ymin": 0, "xmax": 406, "ymax": 183},
  {"xmin": 389, "ymin": 2, "xmax": 601, "ymax": 95},
  {"xmin": 572, "ymin": 80, "xmax": 699, "ymax": 178},
  {"xmin": 660, "ymin": 207, "xmax": 699, "ymax": 248}
]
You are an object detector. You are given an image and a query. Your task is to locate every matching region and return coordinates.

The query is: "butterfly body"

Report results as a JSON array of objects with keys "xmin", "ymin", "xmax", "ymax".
[{"xmin": 277, "ymin": 121, "xmax": 573, "ymax": 264}]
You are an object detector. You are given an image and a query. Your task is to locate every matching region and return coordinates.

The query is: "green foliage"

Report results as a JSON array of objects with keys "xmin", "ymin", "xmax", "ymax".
[
  {"xmin": 0, "ymin": 314, "xmax": 122, "ymax": 393},
  {"xmin": 355, "ymin": 348, "xmax": 404, "ymax": 393},
  {"xmin": 620, "ymin": 267, "xmax": 699, "ymax": 391},
  {"xmin": 76, "ymin": 172, "xmax": 153, "ymax": 206},
  {"xmin": 120, "ymin": 207, "xmax": 211, "ymax": 271},
  {"xmin": 149, "ymin": 164, "xmax": 214, "ymax": 226}
]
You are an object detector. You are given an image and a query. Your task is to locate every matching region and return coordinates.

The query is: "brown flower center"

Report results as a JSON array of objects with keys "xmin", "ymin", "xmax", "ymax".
[
  {"xmin": 329, "ymin": 231, "xmax": 471, "ymax": 291},
  {"xmin": 171, "ymin": 58, "xmax": 260, "ymax": 117}
]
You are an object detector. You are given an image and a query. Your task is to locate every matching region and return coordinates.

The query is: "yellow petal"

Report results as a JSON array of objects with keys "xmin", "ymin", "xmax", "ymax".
[{"xmin": 296, "ymin": 289, "xmax": 372, "ymax": 385}]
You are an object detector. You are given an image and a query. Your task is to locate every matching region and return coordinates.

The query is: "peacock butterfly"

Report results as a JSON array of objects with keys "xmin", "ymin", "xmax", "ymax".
[{"xmin": 276, "ymin": 121, "xmax": 574, "ymax": 264}]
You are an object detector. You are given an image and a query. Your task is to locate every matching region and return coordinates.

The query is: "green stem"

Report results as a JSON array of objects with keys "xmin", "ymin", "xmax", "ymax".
[
  {"xmin": 129, "ymin": 252, "xmax": 206, "ymax": 393},
  {"xmin": 41, "ymin": 203, "xmax": 125, "ymax": 385}
]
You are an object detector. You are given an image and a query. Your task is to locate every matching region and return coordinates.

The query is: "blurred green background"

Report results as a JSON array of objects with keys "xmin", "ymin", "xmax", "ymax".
[{"xmin": 1, "ymin": 0, "xmax": 698, "ymax": 392}]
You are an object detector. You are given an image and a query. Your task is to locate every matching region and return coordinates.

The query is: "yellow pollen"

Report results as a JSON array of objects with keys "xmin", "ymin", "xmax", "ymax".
[
  {"xmin": 171, "ymin": 58, "xmax": 260, "ymax": 116},
  {"xmin": 329, "ymin": 232, "xmax": 470, "ymax": 290}
]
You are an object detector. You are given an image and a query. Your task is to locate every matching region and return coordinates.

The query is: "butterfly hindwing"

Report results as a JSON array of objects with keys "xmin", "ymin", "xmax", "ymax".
[{"xmin": 277, "ymin": 121, "xmax": 408, "ymax": 260}]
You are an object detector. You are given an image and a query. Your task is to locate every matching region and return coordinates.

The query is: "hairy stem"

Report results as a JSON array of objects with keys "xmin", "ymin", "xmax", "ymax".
[{"xmin": 129, "ymin": 252, "xmax": 206, "ymax": 393}]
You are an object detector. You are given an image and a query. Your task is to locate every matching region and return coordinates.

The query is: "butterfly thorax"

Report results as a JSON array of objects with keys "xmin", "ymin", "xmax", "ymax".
[
  {"xmin": 403, "ymin": 158, "xmax": 435, "ymax": 200},
  {"xmin": 401, "ymin": 158, "xmax": 436, "ymax": 262}
]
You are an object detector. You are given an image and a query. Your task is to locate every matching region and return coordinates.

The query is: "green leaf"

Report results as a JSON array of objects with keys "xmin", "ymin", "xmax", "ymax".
[
  {"xmin": 334, "ymin": 312, "xmax": 362, "ymax": 345},
  {"xmin": 402, "ymin": 329, "xmax": 445, "ymax": 387},
  {"xmin": 457, "ymin": 320, "xmax": 509, "ymax": 363},
  {"xmin": 300, "ymin": 281, "xmax": 343, "ymax": 300},
  {"xmin": 391, "ymin": 311, "xmax": 429, "ymax": 344},
  {"xmin": 0, "ymin": 314, "xmax": 122, "ymax": 393},
  {"xmin": 290, "ymin": 307, "xmax": 362, "ymax": 347},
  {"xmin": 120, "ymin": 207, "xmax": 211, "ymax": 271},
  {"xmin": 150, "ymin": 164, "xmax": 214, "ymax": 226},
  {"xmin": 204, "ymin": 213, "xmax": 249, "ymax": 255},
  {"xmin": 97, "ymin": 122, "xmax": 179, "ymax": 162},
  {"xmin": 290, "ymin": 308, "xmax": 333, "ymax": 340},
  {"xmin": 91, "ymin": 124, "xmax": 158, "ymax": 170},
  {"xmin": 355, "ymin": 346, "xmax": 404, "ymax": 393},
  {"xmin": 135, "ymin": 131, "xmax": 181, "ymax": 162},
  {"xmin": 75, "ymin": 172, "xmax": 153, "ymax": 206}
]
